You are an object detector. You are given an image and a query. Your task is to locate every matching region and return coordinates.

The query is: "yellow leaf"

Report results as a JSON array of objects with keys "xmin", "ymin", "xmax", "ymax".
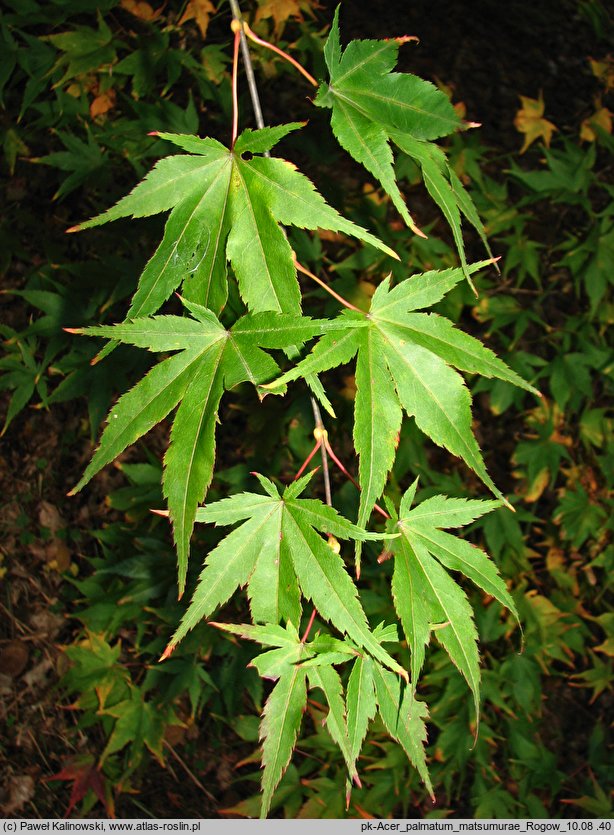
[
  {"xmin": 594, "ymin": 637, "xmax": 614, "ymax": 657},
  {"xmin": 589, "ymin": 56, "xmax": 614, "ymax": 92},
  {"xmin": 580, "ymin": 106, "xmax": 612, "ymax": 142},
  {"xmin": 120, "ymin": 0, "xmax": 160, "ymax": 21},
  {"xmin": 178, "ymin": 0, "xmax": 216, "ymax": 40},
  {"xmin": 524, "ymin": 467, "xmax": 550, "ymax": 502},
  {"xmin": 513, "ymin": 93, "xmax": 557, "ymax": 154},
  {"xmin": 90, "ymin": 90, "xmax": 116, "ymax": 120},
  {"xmin": 254, "ymin": 0, "xmax": 309, "ymax": 38}
]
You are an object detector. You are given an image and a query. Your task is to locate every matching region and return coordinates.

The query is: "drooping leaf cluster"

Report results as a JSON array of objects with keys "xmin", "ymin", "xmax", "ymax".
[{"xmin": 67, "ymin": 9, "xmax": 537, "ymax": 817}]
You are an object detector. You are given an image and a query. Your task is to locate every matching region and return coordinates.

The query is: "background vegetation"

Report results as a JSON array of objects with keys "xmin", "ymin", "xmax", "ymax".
[{"xmin": 0, "ymin": 0, "xmax": 612, "ymax": 819}]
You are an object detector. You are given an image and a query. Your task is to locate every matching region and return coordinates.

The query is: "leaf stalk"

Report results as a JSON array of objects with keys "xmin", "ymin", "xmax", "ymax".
[
  {"xmin": 240, "ymin": 20, "xmax": 318, "ymax": 88},
  {"xmin": 295, "ymin": 260, "xmax": 363, "ymax": 314},
  {"xmin": 230, "ymin": 23, "xmax": 241, "ymax": 147}
]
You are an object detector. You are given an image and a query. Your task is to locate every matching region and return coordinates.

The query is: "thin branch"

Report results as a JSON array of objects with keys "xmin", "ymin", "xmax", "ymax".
[
  {"xmin": 230, "ymin": 0, "xmax": 332, "ymax": 648},
  {"xmin": 163, "ymin": 741, "xmax": 217, "ymax": 803},
  {"xmin": 300, "ymin": 607, "xmax": 317, "ymax": 644},
  {"xmin": 323, "ymin": 438, "xmax": 390, "ymax": 520},
  {"xmin": 228, "ymin": 0, "xmax": 267, "ymax": 136},
  {"xmin": 294, "ymin": 439, "xmax": 322, "ymax": 482},
  {"xmin": 229, "ymin": 0, "xmax": 334, "ymax": 514}
]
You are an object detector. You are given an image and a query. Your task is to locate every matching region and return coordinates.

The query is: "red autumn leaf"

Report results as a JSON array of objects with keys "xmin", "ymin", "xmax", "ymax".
[{"xmin": 45, "ymin": 757, "xmax": 114, "ymax": 818}]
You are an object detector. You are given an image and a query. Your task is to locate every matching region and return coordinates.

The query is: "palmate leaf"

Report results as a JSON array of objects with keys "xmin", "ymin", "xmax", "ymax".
[
  {"xmin": 164, "ymin": 474, "xmax": 407, "ymax": 681},
  {"xmin": 69, "ymin": 123, "xmax": 397, "ymax": 319},
  {"xmin": 266, "ymin": 262, "xmax": 539, "ymax": 572},
  {"xmin": 100, "ymin": 686, "xmax": 182, "ymax": 768},
  {"xmin": 315, "ymin": 8, "xmax": 492, "ymax": 286},
  {"xmin": 214, "ymin": 622, "xmax": 355, "ymax": 816},
  {"xmin": 372, "ymin": 663, "xmax": 433, "ymax": 797},
  {"xmin": 214, "ymin": 621, "xmax": 357, "ymax": 777},
  {"xmin": 214, "ymin": 620, "xmax": 430, "ymax": 811},
  {"xmin": 387, "ymin": 480, "xmax": 519, "ymax": 721},
  {"xmin": 70, "ymin": 308, "xmax": 331, "ymax": 595}
]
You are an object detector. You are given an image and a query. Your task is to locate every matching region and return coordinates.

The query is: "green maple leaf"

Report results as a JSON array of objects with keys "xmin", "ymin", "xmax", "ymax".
[
  {"xmin": 213, "ymin": 620, "xmax": 430, "ymax": 813},
  {"xmin": 100, "ymin": 686, "xmax": 182, "ymax": 768},
  {"xmin": 70, "ymin": 305, "xmax": 331, "ymax": 595},
  {"xmin": 164, "ymin": 471, "xmax": 406, "ymax": 683},
  {"xmin": 69, "ymin": 123, "xmax": 397, "ymax": 320},
  {"xmin": 315, "ymin": 9, "xmax": 493, "ymax": 288},
  {"xmin": 212, "ymin": 621, "xmax": 317, "ymax": 818},
  {"xmin": 214, "ymin": 621, "xmax": 359, "ymax": 796},
  {"xmin": 62, "ymin": 634, "xmax": 128, "ymax": 711},
  {"xmin": 213, "ymin": 621, "xmax": 315, "ymax": 680},
  {"xmin": 372, "ymin": 660, "xmax": 432, "ymax": 796},
  {"xmin": 386, "ymin": 480, "xmax": 519, "ymax": 722},
  {"xmin": 266, "ymin": 262, "xmax": 539, "ymax": 572},
  {"xmin": 45, "ymin": 13, "xmax": 116, "ymax": 89},
  {"xmin": 343, "ymin": 636, "xmax": 432, "ymax": 798}
]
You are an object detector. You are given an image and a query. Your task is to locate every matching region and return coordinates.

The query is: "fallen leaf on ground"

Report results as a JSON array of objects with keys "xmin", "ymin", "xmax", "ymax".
[
  {"xmin": 255, "ymin": 0, "xmax": 307, "ymax": 37},
  {"xmin": 45, "ymin": 540, "xmax": 71, "ymax": 572},
  {"xmin": 589, "ymin": 56, "xmax": 614, "ymax": 92},
  {"xmin": 514, "ymin": 93, "xmax": 557, "ymax": 153},
  {"xmin": 22, "ymin": 657, "xmax": 53, "ymax": 689},
  {"xmin": 45, "ymin": 757, "xmax": 113, "ymax": 817},
  {"xmin": 580, "ymin": 106, "xmax": 612, "ymax": 142},
  {"xmin": 178, "ymin": 0, "xmax": 216, "ymax": 39},
  {"xmin": 38, "ymin": 501, "xmax": 65, "ymax": 534},
  {"xmin": 120, "ymin": 0, "xmax": 160, "ymax": 20},
  {"xmin": 29, "ymin": 609, "xmax": 64, "ymax": 640},
  {"xmin": 90, "ymin": 91, "xmax": 116, "ymax": 120}
]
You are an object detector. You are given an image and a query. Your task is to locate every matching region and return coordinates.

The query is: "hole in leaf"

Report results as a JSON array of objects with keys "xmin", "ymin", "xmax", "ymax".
[{"xmin": 241, "ymin": 151, "xmax": 253, "ymax": 161}]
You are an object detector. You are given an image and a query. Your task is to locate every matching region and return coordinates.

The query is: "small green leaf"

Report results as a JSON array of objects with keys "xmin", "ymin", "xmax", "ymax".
[
  {"xmin": 167, "ymin": 504, "xmax": 282, "ymax": 649},
  {"xmin": 169, "ymin": 486, "xmax": 406, "ymax": 677},
  {"xmin": 269, "ymin": 265, "xmax": 531, "ymax": 522},
  {"xmin": 72, "ymin": 126, "xmax": 396, "ymax": 325},
  {"xmin": 388, "ymin": 485, "xmax": 518, "ymax": 721},
  {"xmin": 101, "ymin": 687, "xmax": 180, "ymax": 768},
  {"xmin": 316, "ymin": 15, "xmax": 493, "ymax": 271}
]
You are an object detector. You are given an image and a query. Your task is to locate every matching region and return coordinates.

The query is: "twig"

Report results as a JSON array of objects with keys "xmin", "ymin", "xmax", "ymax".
[
  {"xmin": 293, "ymin": 440, "xmax": 321, "ymax": 482},
  {"xmin": 311, "ymin": 401, "xmax": 332, "ymax": 507},
  {"xmin": 300, "ymin": 607, "xmax": 317, "ymax": 644},
  {"xmin": 228, "ymin": 1, "xmax": 332, "ymax": 651},
  {"xmin": 228, "ymin": 0, "xmax": 267, "ymax": 136},
  {"xmin": 323, "ymin": 439, "xmax": 389, "ymax": 519},
  {"xmin": 228, "ymin": 0, "xmax": 333, "ymax": 512},
  {"xmin": 163, "ymin": 740, "xmax": 217, "ymax": 803}
]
